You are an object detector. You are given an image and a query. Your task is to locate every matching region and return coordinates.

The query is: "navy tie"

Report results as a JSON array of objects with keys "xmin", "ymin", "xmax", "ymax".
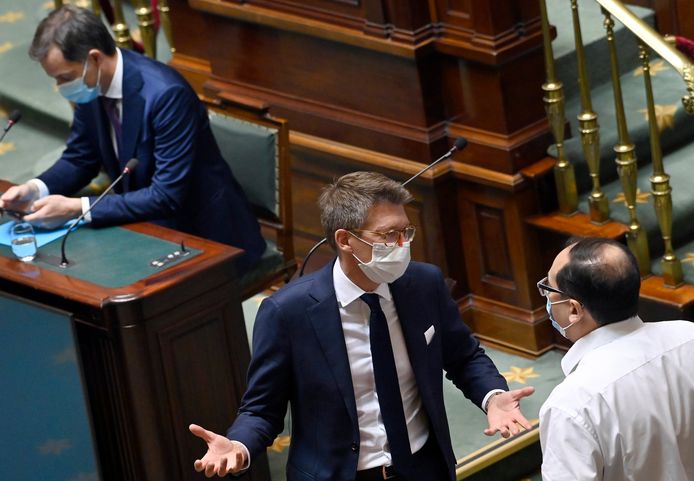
[
  {"xmin": 360, "ymin": 293, "xmax": 412, "ymax": 472},
  {"xmin": 101, "ymin": 96, "xmax": 122, "ymax": 155}
]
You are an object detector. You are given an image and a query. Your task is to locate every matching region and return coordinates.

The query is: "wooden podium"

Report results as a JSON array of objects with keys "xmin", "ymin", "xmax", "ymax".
[{"xmin": 0, "ymin": 181, "xmax": 270, "ymax": 481}]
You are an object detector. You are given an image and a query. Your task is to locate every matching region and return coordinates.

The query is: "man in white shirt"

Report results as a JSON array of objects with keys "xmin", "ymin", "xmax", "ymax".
[
  {"xmin": 538, "ymin": 237, "xmax": 694, "ymax": 481},
  {"xmin": 189, "ymin": 171, "xmax": 535, "ymax": 481}
]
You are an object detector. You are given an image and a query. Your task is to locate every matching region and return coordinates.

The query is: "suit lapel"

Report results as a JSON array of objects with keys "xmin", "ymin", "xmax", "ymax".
[
  {"xmin": 307, "ymin": 260, "xmax": 359, "ymax": 429},
  {"xmin": 390, "ymin": 270, "xmax": 434, "ymax": 405},
  {"xmin": 120, "ymin": 50, "xmax": 145, "ymax": 189}
]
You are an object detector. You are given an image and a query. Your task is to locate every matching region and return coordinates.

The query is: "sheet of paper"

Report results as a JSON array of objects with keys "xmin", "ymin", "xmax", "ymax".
[{"xmin": 0, "ymin": 220, "xmax": 73, "ymax": 248}]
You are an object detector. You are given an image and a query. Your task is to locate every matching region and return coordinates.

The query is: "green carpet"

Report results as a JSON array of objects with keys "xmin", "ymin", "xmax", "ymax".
[{"xmin": 243, "ymin": 293, "xmax": 562, "ymax": 481}]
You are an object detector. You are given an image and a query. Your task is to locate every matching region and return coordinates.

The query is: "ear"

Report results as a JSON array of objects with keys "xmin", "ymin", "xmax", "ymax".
[
  {"xmin": 334, "ymin": 229, "xmax": 353, "ymax": 254},
  {"xmin": 567, "ymin": 299, "xmax": 584, "ymax": 324}
]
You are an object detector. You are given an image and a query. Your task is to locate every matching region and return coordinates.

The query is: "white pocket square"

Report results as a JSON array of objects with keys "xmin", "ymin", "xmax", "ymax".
[{"xmin": 424, "ymin": 325, "xmax": 435, "ymax": 345}]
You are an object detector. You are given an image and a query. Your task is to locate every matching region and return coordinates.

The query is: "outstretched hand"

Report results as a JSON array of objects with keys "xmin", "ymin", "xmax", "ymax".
[
  {"xmin": 189, "ymin": 423, "xmax": 248, "ymax": 477},
  {"xmin": 484, "ymin": 386, "xmax": 535, "ymax": 438}
]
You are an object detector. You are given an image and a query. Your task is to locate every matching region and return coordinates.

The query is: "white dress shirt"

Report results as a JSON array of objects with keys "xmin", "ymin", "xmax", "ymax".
[
  {"xmin": 30, "ymin": 48, "xmax": 124, "ymax": 222},
  {"xmin": 539, "ymin": 316, "xmax": 694, "ymax": 481},
  {"xmin": 333, "ymin": 260, "xmax": 429, "ymax": 469}
]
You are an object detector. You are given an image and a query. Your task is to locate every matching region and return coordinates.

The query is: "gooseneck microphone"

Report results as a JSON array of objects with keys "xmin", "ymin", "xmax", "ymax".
[
  {"xmin": 60, "ymin": 158, "xmax": 139, "ymax": 267},
  {"xmin": 298, "ymin": 138, "xmax": 469, "ymax": 277},
  {"xmin": 0, "ymin": 110, "xmax": 22, "ymax": 144}
]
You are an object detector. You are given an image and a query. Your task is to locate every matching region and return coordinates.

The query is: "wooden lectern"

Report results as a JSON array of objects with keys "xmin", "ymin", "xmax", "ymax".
[{"xmin": 0, "ymin": 181, "xmax": 270, "ymax": 481}]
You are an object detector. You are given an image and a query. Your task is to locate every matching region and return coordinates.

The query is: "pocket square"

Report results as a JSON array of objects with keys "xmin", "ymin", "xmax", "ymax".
[{"xmin": 424, "ymin": 325, "xmax": 435, "ymax": 345}]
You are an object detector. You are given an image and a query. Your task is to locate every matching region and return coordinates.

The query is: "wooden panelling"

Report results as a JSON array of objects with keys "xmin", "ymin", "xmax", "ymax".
[
  {"xmin": 623, "ymin": 0, "xmax": 694, "ymax": 39},
  {"xmin": 168, "ymin": 0, "xmax": 559, "ymax": 354}
]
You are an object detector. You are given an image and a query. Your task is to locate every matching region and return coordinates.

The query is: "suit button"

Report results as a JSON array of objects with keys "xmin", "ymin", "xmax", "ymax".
[{"xmin": 351, "ymin": 443, "xmax": 358, "ymax": 452}]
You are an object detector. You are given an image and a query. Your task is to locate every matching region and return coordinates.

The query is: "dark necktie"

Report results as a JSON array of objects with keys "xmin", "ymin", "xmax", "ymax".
[
  {"xmin": 360, "ymin": 293, "xmax": 412, "ymax": 471},
  {"xmin": 101, "ymin": 96, "xmax": 122, "ymax": 155}
]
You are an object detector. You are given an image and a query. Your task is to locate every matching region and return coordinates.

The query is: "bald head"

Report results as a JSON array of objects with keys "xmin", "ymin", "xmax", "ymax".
[{"xmin": 554, "ymin": 238, "xmax": 640, "ymax": 325}]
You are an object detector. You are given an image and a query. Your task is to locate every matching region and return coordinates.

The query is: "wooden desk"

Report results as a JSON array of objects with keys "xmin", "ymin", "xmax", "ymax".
[{"xmin": 0, "ymin": 180, "xmax": 270, "ymax": 481}]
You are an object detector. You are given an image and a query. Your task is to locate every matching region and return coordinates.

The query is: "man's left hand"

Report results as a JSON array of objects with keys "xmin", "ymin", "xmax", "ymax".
[
  {"xmin": 23, "ymin": 195, "xmax": 82, "ymax": 229},
  {"xmin": 483, "ymin": 386, "xmax": 535, "ymax": 438}
]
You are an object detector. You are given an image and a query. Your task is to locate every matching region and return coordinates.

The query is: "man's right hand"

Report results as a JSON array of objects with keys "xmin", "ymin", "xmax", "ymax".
[
  {"xmin": 0, "ymin": 182, "xmax": 39, "ymax": 213},
  {"xmin": 189, "ymin": 423, "xmax": 248, "ymax": 477}
]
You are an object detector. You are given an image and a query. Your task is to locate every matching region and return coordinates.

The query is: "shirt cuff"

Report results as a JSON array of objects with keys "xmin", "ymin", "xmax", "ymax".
[
  {"xmin": 231, "ymin": 441, "xmax": 251, "ymax": 471},
  {"xmin": 80, "ymin": 197, "xmax": 92, "ymax": 223},
  {"xmin": 28, "ymin": 178, "xmax": 49, "ymax": 199},
  {"xmin": 482, "ymin": 389, "xmax": 506, "ymax": 413}
]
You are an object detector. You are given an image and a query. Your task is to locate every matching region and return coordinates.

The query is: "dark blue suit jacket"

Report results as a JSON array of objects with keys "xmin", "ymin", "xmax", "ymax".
[
  {"xmin": 38, "ymin": 49, "xmax": 266, "ymax": 272},
  {"xmin": 228, "ymin": 260, "xmax": 508, "ymax": 481}
]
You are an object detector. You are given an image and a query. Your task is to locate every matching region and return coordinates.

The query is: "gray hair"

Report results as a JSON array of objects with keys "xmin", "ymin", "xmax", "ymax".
[
  {"xmin": 318, "ymin": 171, "xmax": 413, "ymax": 250},
  {"xmin": 29, "ymin": 5, "xmax": 116, "ymax": 62}
]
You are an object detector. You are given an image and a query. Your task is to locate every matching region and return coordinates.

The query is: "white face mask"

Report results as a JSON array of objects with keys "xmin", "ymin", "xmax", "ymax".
[
  {"xmin": 546, "ymin": 298, "xmax": 573, "ymax": 338},
  {"xmin": 351, "ymin": 234, "xmax": 410, "ymax": 285}
]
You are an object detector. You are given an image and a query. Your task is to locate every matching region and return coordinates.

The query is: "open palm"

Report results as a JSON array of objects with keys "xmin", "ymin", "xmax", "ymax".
[{"xmin": 189, "ymin": 423, "xmax": 247, "ymax": 477}]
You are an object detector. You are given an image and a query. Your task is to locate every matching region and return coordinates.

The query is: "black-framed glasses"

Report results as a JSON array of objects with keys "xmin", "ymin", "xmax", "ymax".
[
  {"xmin": 352, "ymin": 225, "xmax": 416, "ymax": 247},
  {"xmin": 536, "ymin": 276, "xmax": 565, "ymax": 297}
]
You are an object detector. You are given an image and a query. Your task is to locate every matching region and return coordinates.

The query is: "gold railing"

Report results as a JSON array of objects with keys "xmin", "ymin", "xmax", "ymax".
[
  {"xmin": 53, "ymin": 0, "xmax": 175, "ymax": 58},
  {"xmin": 539, "ymin": 0, "xmax": 694, "ymax": 287}
]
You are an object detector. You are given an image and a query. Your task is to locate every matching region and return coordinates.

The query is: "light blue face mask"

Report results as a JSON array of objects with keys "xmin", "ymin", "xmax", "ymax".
[
  {"xmin": 546, "ymin": 298, "xmax": 573, "ymax": 338},
  {"xmin": 58, "ymin": 58, "xmax": 101, "ymax": 104}
]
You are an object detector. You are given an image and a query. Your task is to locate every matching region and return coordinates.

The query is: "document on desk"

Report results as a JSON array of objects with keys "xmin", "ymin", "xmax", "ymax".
[{"xmin": 0, "ymin": 220, "xmax": 71, "ymax": 248}]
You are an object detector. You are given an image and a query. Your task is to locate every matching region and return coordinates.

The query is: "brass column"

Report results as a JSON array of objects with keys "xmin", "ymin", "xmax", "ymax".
[
  {"xmin": 571, "ymin": 0, "xmax": 608, "ymax": 224},
  {"xmin": 133, "ymin": 0, "xmax": 157, "ymax": 59},
  {"xmin": 602, "ymin": 9, "xmax": 651, "ymax": 276},
  {"xmin": 158, "ymin": 0, "xmax": 175, "ymax": 54},
  {"xmin": 111, "ymin": 0, "xmax": 133, "ymax": 50},
  {"xmin": 540, "ymin": 0, "xmax": 578, "ymax": 215},
  {"xmin": 639, "ymin": 43, "xmax": 683, "ymax": 287}
]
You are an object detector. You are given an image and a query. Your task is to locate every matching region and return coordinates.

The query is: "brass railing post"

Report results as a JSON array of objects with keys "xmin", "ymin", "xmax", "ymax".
[
  {"xmin": 540, "ymin": 0, "xmax": 578, "ymax": 215},
  {"xmin": 111, "ymin": 0, "xmax": 134, "ymax": 50},
  {"xmin": 639, "ymin": 43, "xmax": 683, "ymax": 287},
  {"xmin": 133, "ymin": 0, "xmax": 157, "ymax": 59},
  {"xmin": 683, "ymin": 65, "xmax": 694, "ymax": 114},
  {"xmin": 158, "ymin": 0, "xmax": 176, "ymax": 54},
  {"xmin": 602, "ymin": 9, "xmax": 651, "ymax": 276},
  {"xmin": 571, "ymin": 0, "xmax": 608, "ymax": 224}
]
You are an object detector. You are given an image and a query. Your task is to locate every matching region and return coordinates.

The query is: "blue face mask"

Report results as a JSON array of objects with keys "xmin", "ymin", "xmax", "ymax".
[
  {"xmin": 58, "ymin": 58, "xmax": 101, "ymax": 104},
  {"xmin": 546, "ymin": 298, "xmax": 573, "ymax": 338}
]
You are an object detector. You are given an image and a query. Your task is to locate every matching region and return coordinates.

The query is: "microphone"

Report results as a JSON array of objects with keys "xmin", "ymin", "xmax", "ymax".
[
  {"xmin": 298, "ymin": 138, "xmax": 468, "ymax": 276},
  {"xmin": 402, "ymin": 137, "xmax": 468, "ymax": 186},
  {"xmin": 0, "ymin": 110, "xmax": 22, "ymax": 144},
  {"xmin": 60, "ymin": 158, "xmax": 139, "ymax": 267}
]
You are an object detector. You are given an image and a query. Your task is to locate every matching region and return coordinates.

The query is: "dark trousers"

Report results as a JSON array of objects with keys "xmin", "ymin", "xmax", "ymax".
[{"xmin": 356, "ymin": 435, "xmax": 451, "ymax": 481}]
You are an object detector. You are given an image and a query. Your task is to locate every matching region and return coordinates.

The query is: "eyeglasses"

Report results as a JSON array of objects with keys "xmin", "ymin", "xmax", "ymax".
[
  {"xmin": 536, "ymin": 276, "xmax": 565, "ymax": 298},
  {"xmin": 352, "ymin": 225, "xmax": 416, "ymax": 247}
]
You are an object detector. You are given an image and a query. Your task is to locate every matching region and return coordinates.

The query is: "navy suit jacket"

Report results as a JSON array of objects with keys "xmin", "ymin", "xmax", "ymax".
[
  {"xmin": 228, "ymin": 260, "xmax": 508, "ymax": 481},
  {"xmin": 38, "ymin": 49, "xmax": 266, "ymax": 272}
]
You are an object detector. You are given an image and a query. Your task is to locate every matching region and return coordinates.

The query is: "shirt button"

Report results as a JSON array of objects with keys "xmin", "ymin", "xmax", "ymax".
[{"xmin": 351, "ymin": 443, "xmax": 358, "ymax": 452}]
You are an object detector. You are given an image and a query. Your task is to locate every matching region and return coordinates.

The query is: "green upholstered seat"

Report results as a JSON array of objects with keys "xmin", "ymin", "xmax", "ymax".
[
  {"xmin": 207, "ymin": 105, "xmax": 295, "ymax": 298},
  {"xmin": 209, "ymin": 111, "xmax": 280, "ymax": 221}
]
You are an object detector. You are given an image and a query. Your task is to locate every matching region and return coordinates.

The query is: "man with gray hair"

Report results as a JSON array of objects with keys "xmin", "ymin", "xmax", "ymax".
[
  {"xmin": 0, "ymin": 5, "xmax": 265, "ymax": 273},
  {"xmin": 538, "ymin": 237, "xmax": 694, "ymax": 480},
  {"xmin": 190, "ymin": 171, "xmax": 535, "ymax": 481}
]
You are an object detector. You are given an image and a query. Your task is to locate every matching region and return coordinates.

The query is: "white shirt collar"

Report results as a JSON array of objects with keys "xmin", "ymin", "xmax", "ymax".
[
  {"xmin": 333, "ymin": 259, "xmax": 392, "ymax": 308},
  {"xmin": 561, "ymin": 315, "xmax": 644, "ymax": 376},
  {"xmin": 103, "ymin": 47, "xmax": 123, "ymax": 100}
]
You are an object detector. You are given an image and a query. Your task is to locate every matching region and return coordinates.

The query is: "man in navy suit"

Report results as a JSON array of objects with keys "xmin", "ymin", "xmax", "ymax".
[
  {"xmin": 190, "ymin": 172, "xmax": 535, "ymax": 480},
  {"xmin": 0, "ymin": 6, "xmax": 265, "ymax": 273}
]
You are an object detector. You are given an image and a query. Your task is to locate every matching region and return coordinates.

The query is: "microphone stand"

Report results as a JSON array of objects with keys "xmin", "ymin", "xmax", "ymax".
[{"xmin": 60, "ymin": 159, "xmax": 138, "ymax": 267}]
